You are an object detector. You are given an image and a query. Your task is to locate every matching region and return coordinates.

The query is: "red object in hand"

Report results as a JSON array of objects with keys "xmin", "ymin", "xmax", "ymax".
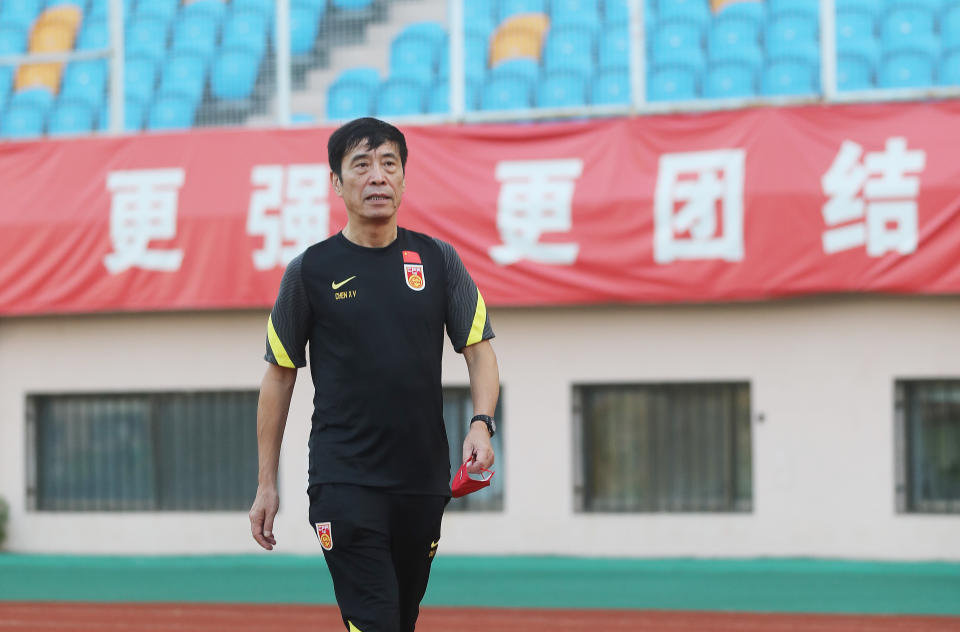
[{"xmin": 451, "ymin": 459, "xmax": 494, "ymax": 498}]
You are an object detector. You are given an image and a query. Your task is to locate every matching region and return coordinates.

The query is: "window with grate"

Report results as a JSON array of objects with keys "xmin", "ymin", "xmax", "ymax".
[
  {"xmin": 27, "ymin": 391, "xmax": 259, "ymax": 511},
  {"xmin": 575, "ymin": 382, "xmax": 752, "ymax": 513},
  {"xmin": 896, "ymin": 380, "xmax": 960, "ymax": 514},
  {"xmin": 442, "ymin": 386, "xmax": 504, "ymax": 511}
]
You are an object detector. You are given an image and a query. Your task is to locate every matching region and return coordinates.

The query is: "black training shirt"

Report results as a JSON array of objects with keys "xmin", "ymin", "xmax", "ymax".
[{"xmin": 264, "ymin": 227, "xmax": 494, "ymax": 495}]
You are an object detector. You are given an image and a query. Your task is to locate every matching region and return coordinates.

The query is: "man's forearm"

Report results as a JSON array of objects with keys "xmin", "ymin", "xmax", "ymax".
[
  {"xmin": 463, "ymin": 340, "xmax": 499, "ymax": 418},
  {"xmin": 257, "ymin": 364, "xmax": 297, "ymax": 486}
]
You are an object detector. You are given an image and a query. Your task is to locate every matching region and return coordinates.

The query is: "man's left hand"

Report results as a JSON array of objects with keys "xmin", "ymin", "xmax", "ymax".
[{"xmin": 462, "ymin": 424, "xmax": 494, "ymax": 473}]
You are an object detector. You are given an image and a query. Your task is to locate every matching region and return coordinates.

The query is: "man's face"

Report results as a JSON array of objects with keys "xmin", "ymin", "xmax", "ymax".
[{"xmin": 332, "ymin": 140, "xmax": 405, "ymax": 222}]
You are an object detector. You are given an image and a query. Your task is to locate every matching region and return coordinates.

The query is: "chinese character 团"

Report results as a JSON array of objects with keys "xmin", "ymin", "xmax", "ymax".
[
  {"xmin": 103, "ymin": 169, "xmax": 186, "ymax": 274},
  {"xmin": 488, "ymin": 159, "xmax": 583, "ymax": 266},
  {"xmin": 653, "ymin": 149, "xmax": 746, "ymax": 264},
  {"xmin": 248, "ymin": 164, "xmax": 330, "ymax": 270},
  {"xmin": 821, "ymin": 137, "xmax": 926, "ymax": 257}
]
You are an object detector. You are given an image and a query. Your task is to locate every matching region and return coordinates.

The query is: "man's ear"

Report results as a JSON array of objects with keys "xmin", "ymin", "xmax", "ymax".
[{"xmin": 330, "ymin": 171, "xmax": 342, "ymax": 197}]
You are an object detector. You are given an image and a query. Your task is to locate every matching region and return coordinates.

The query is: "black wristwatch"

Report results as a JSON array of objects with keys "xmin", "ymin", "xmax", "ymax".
[{"xmin": 470, "ymin": 414, "xmax": 496, "ymax": 437}]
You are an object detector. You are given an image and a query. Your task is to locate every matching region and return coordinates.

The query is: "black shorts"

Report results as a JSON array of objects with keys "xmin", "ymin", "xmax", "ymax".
[{"xmin": 307, "ymin": 483, "xmax": 448, "ymax": 632}]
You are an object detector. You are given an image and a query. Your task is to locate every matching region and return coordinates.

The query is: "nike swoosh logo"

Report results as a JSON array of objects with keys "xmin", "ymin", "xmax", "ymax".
[{"xmin": 331, "ymin": 276, "xmax": 356, "ymax": 290}]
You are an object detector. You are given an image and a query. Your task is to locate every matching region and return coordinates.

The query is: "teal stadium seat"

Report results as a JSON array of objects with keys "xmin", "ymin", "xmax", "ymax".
[
  {"xmin": 714, "ymin": 0, "xmax": 765, "ymax": 30},
  {"xmin": 761, "ymin": 60, "xmax": 817, "ymax": 95},
  {"xmin": 590, "ymin": 69, "xmax": 630, "ymax": 104},
  {"xmin": 0, "ymin": 0, "xmax": 42, "ymax": 32},
  {"xmin": 837, "ymin": 53, "xmax": 875, "ymax": 89},
  {"xmin": 89, "ymin": 0, "xmax": 133, "ymax": 19},
  {"xmin": 657, "ymin": 0, "xmax": 711, "ymax": 31},
  {"xmin": 599, "ymin": 26, "xmax": 629, "ymax": 72},
  {"xmin": 0, "ymin": 67, "xmax": 12, "ymax": 112},
  {"xmin": 332, "ymin": 0, "xmax": 375, "ymax": 10},
  {"xmin": 835, "ymin": 10, "xmax": 875, "ymax": 44},
  {"xmin": 543, "ymin": 26, "xmax": 596, "ymax": 80},
  {"xmin": 550, "ymin": 0, "xmax": 601, "ymax": 34},
  {"xmin": 768, "ymin": 0, "xmax": 819, "ymax": 20},
  {"xmin": 536, "ymin": 72, "xmax": 587, "ymax": 107},
  {"xmin": 233, "ymin": 0, "xmax": 274, "ymax": 22},
  {"xmin": 290, "ymin": 5, "xmax": 323, "ymax": 55},
  {"xmin": 327, "ymin": 80, "xmax": 375, "ymax": 119},
  {"xmin": 879, "ymin": 51, "xmax": 936, "ymax": 88},
  {"xmin": 77, "ymin": 19, "xmax": 109, "ymax": 51},
  {"xmin": 942, "ymin": 6, "xmax": 960, "ymax": 54},
  {"xmin": 938, "ymin": 51, "xmax": 960, "ymax": 84},
  {"xmin": 604, "ymin": 0, "xmax": 629, "ymax": 26},
  {"xmin": 426, "ymin": 79, "xmax": 480, "ymax": 112},
  {"xmin": 880, "ymin": 7, "xmax": 935, "ymax": 54},
  {"xmin": 171, "ymin": 15, "xmax": 220, "ymax": 61},
  {"xmin": 375, "ymin": 78, "xmax": 426, "ymax": 116},
  {"xmin": 48, "ymin": 100, "xmax": 95, "ymax": 135},
  {"xmin": 183, "ymin": 0, "xmax": 228, "ymax": 23},
  {"xmin": 134, "ymin": 0, "xmax": 181, "ymax": 25},
  {"xmin": 499, "ymin": 0, "xmax": 547, "ymax": 21},
  {"xmin": 222, "ymin": 10, "xmax": 270, "ymax": 61},
  {"xmin": 126, "ymin": 18, "xmax": 170, "ymax": 64},
  {"xmin": 124, "ymin": 56, "xmax": 158, "ymax": 103},
  {"xmin": 0, "ymin": 22, "xmax": 28, "ymax": 56},
  {"xmin": 490, "ymin": 58, "xmax": 541, "ymax": 83},
  {"xmin": 480, "ymin": 75, "xmax": 534, "ymax": 110},
  {"xmin": 648, "ymin": 66, "xmax": 697, "ymax": 100},
  {"xmin": 12, "ymin": 86, "xmax": 55, "ymax": 113},
  {"xmin": 158, "ymin": 54, "xmax": 208, "ymax": 106},
  {"xmin": 335, "ymin": 67, "xmax": 382, "ymax": 90},
  {"xmin": 652, "ymin": 21, "xmax": 706, "ymax": 75},
  {"xmin": 390, "ymin": 33, "xmax": 439, "ymax": 88}
]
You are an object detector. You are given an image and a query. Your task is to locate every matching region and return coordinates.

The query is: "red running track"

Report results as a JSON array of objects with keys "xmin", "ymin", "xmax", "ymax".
[{"xmin": 1, "ymin": 603, "xmax": 959, "ymax": 631}]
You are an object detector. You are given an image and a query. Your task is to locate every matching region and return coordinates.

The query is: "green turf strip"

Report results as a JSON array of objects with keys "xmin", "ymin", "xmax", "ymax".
[{"xmin": 0, "ymin": 555, "xmax": 958, "ymax": 615}]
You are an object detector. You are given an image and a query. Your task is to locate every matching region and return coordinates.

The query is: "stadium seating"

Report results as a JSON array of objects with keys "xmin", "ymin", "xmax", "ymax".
[
  {"xmin": 48, "ymin": 99, "xmax": 94, "ymax": 135},
  {"xmin": 536, "ymin": 72, "xmax": 587, "ymax": 107},
  {"xmin": 375, "ymin": 78, "xmax": 425, "ymax": 116},
  {"xmin": 327, "ymin": 80, "xmax": 374, "ymax": 119},
  {"xmin": 648, "ymin": 66, "xmax": 698, "ymax": 100},
  {"xmin": 1, "ymin": 104, "xmax": 45, "ymax": 138},
  {"xmin": 211, "ymin": 49, "xmax": 260, "ymax": 100},
  {"xmin": 148, "ymin": 95, "xmax": 196, "ymax": 130},
  {"xmin": 590, "ymin": 69, "xmax": 630, "ymax": 104},
  {"xmin": 704, "ymin": 63, "xmax": 756, "ymax": 98},
  {"xmin": 61, "ymin": 60, "xmax": 108, "ymax": 110},
  {"xmin": 480, "ymin": 75, "xmax": 533, "ymax": 110}
]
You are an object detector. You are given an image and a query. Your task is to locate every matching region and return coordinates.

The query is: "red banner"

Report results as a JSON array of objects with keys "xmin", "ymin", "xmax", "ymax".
[{"xmin": 3, "ymin": 101, "xmax": 960, "ymax": 316}]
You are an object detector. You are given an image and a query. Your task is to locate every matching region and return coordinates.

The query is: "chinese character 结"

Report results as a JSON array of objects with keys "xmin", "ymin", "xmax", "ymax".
[
  {"xmin": 248, "ymin": 164, "xmax": 330, "ymax": 270},
  {"xmin": 489, "ymin": 159, "xmax": 583, "ymax": 266},
  {"xmin": 653, "ymin": 149, "xmax": 746, "ymax": 264},
  {"xmin": 821, "ymin": 137, "xmax": 926, "ymax": 257},
  {"xmin": 103, "ymin": 169, "xmax": 186, "ymax": 274}
]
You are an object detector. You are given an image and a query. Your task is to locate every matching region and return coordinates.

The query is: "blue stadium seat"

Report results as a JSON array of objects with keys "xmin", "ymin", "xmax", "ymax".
[
  {"xmin": 836, "ymin": 0, "xmax": 881, "ymax": 12},
  {"xmin": 61, "ymin": 60, "xmax": 108, "ymax": 110},
  {"xmin": 652, "ymin": 21, "xmax": 705, "ymax": 74},
  {"xmin": 390, "ymin": 33, "xmax": 439, "ymax": 86},
  {"xmin": 835, "ymin": 10, "xmax": 875, "ymax": 45},
  {"xmin": 399, "ymin": 21, "xmax": 447, "ymax": 52},
  {"xmin": 941, "ymin": 6, "xmax": 960, "ymax": 54},
  {"xmin": 233, "ymin": 0, "xmax": 274, "ymax": 22},
  {"xmin": 657, "ymin": 0, "xmax": 711, "ymax": 30},
  {"xmin": 590, "ymin": 69, "xmax": 630, "ymax": 104},
  {"xmin": 838, "ymin": 36, "xmax": 881, "ymax": 68},
  {"xmin": 464, "ymin": 0, "xmax": 495, "ymax": 22},
  {"xmin": 327, "ymin": 80, "xmax": 374, "ymax": 119},
  {"xmin": 221, "ymin": 10, "xmax": 270, "ymax": 60},
  {"xmin": 11, "ymin": 86, "xmax": 55, "ymax": 112},
  {"xmin": 879, "ymin": 51, "xmax": 935, "ymax": 88},
  {"xmin": 498, "ymin": 0, "xmax": 547, "ymax": 21},
  {"xmin": 490, "ymin": 57, "xmax": 541, "ymax": 83},
  {"xmin": 761, "ymin": 61, "xmax": 817, "ymax": 95},
  {"xmin": 0, "ymin": 23, "xmax": 28, "ymax": 56},
  {"xmin": 77, "ymin": 19, "xmax": 109, "ymax": 51},
  {"xmin": 938, "ymin": 51, "xmax": 960, "ymax": 85},
  {"xmin": 883, "ymin": 0, "xmax": 941, "ymax": 12},
  {"xmin": 99, "ymin": 98, "xmax": 147, "ymax": 132},
  {"xmin": 89, "ymin": 0, "xmax": 133, "ymax": 19},
  {"xmin": 126, "ymin": 18, "xmax": 169, "ymax": 64},
  {"xmin": 1, "ymin": 105, "xmax": 45, "ymax": 139},
  {"xmin": 708, "ymin": 39, "xmax": 764, "ymax": 74},
  {"xmin": 171, "ymin": 14, "xmax": 220, "ymax": 60},
  {"xmin": 375, "ymin": 78, "xmax": 426, "ymax": 116},
  {"xmin": 766, "ymin": 15, "xmax": 818, "ymax": 49},
  {"xmin": 331, "ymin": 0, "xmax": 375, "ymax": 10},
  {"xmin": 708, "ymin": 17, "xmax": 760, "ymax": 52},
  {"xmin": 124, "ymin": 56, "xmax": 158, "ymax": 103},
  {"xmin": 0, "ymin": 67, "xmax": 12, "ymax": 112},
  {"xmin": 543, "ymin": 27, "xmax": 595, "ymax": 79},
  {"xmin": 0, "ymin": 0, "xmax": 42, "ymax": 32},
  {"xmin": 767, "ymin": 0, "xmax": 819, "ymax": 20},
  {"xmin": 426, "ymin": 79, "xmax": 479, "ymax": 112},
  {"xmin": 714, "ymin": 1, "xmax": 766, "ymax": 29},
  {"xmin": 536, "ymin": 72, "xmax": 587, "ymax": 107},
  {"xmin": 335, "ymin": 67, "xmax": 381, "ymax": 90},
  {"xmin": 46, "ymin": 0, "xmax": 85, "ymax": 8},
  {"xmin": 880, "ymin": 8, "xmax": 935, "ymax": 53},
  {"xmin": 604, "ymin": 0, "xmax": 628, "ymax": 25},
  {"xmin": 463, "ymin": 33, "xmax": 489, "ymax": 82},
  {"xmin": 704, "ymin": 63, "xmax": 756, "ymax": 98},
  {"xmin": 183, "ymin": 0, "xmax": 229, "ymax": 23},
  {"xmin": 158, "ymin": 55, "xmax": 208, "ymax": 105},
  {"xmin": 550, "ymin": 0, "xmax": 602, "ymax": 33},
  {"xmin": 134, "ymin": 0, "xmax": 180, "ymax": 24},
  {"xmin": 464, "ymin": 15, "xmax": 496, "ymax": 40},
  {"xmin": 48, "ymin": 100, "xmax": 95, "ymax": 136},
  {"xmin": 148, "ymin": 95, "xmax": 196, "ymax": 130},
  {"xmin": 599, "ymin": 26, "xmax": 629, "ymax": 72},
  {"xmin": 766, "ymin": 39, "xmax": 820, "ymax": 67},
  {"xmin": 290, "ymin": 5, "xmax": 322, "ymax": 56},
  {"xmin": 480, "ymin": 75, "xmax": 533, "ymax": 110},
  {"xmin": 837, "ymin": 55, "xmax": 874, "ymax": 89},
  {"xmin": 647, "ymin": 66, "xmax": 697, "ymax": 100},
  {"xmin": 211, "ymin": 49, "xmax": 261, "ymax": 100}
]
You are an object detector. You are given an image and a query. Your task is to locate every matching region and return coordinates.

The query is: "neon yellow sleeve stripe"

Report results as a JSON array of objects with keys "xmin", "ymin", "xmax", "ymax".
[
  {"xmin": 348, "ymin": 622, "xmax": 363, "ymax": 632},
  {"xmin": 465, "ymin": 288, "xmax": 487, "ymax": 347},
  {"xmin": 267, "ymin": 315, "xmax": 295, "ymax": 368}
]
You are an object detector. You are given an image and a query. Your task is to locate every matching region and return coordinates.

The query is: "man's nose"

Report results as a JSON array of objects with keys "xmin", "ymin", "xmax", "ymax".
[{"xmin": 369, "ymin": 163, "xmax": 386, "ymax": 183}]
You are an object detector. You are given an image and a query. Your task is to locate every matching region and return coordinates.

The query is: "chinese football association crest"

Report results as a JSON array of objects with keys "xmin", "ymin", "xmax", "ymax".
[
  {"xmin": 315, "ymin": 522, "xmax": 333, "ymax": 551},
  {"xmin": 402, "ymin": 250, "xmax": 425, "ymax": 291}
]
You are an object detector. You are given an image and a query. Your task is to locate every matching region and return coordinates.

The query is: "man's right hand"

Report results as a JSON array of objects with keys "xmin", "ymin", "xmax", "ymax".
[{"xmin": 249, "ymin": 485, "xmax": 280, "ymax": 550}]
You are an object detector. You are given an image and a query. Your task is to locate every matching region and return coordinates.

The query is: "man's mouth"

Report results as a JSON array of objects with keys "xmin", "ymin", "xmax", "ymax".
[{"xmin": 366, "ymin": 194, "xmax": 391, "ymax": 202}]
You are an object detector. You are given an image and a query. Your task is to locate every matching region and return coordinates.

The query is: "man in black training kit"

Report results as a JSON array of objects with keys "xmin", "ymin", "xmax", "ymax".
[{"xmin": 249, "ymin": 117, "xmax": 500, "ymax": 632}]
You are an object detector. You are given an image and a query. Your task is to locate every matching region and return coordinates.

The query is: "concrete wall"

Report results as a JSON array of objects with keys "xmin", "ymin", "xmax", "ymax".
[{"xmin": 1, "ymin": 296, "xmax": 958, "ymax": 559}]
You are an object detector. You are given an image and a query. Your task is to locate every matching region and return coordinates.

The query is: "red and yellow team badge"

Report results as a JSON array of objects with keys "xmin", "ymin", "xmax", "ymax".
[
  {"xmin": 315, "ymin": 522, "xmax": 333, "ymax": 551},
  {"xmin": 402, "ymin": 250, "xmax": 425, "ymax": 292}
]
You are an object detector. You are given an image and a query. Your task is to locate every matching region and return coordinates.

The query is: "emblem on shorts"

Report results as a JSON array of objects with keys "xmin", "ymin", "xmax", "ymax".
[
  {"xmin": 316, "ymin": 522, "xmax": 333, "ymax": 550},
  {"xmin": 402, "ymin": 250, "xmax": 425, "ymax": 291},
  {"xmin": 428, "ymin": 539, "xmax": 439, "ymax": 560}
]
